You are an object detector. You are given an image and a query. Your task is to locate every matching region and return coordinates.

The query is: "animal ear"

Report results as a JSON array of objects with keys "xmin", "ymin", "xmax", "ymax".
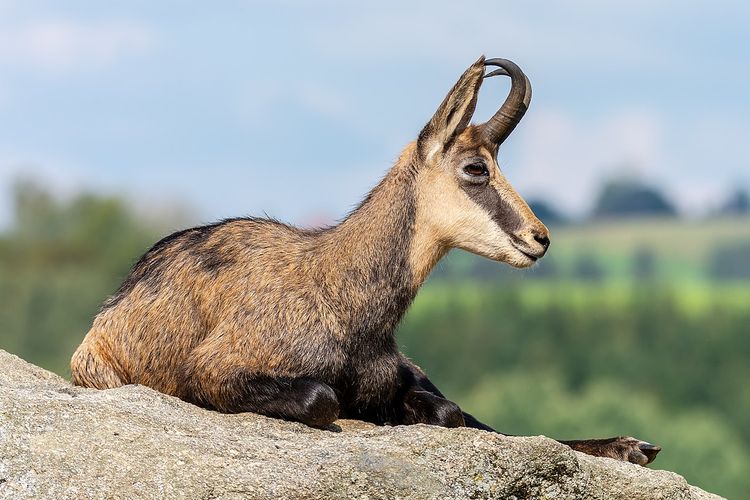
[{"xmin": 418, "ymin": 56, "xmax": 485, "ymax": 159}]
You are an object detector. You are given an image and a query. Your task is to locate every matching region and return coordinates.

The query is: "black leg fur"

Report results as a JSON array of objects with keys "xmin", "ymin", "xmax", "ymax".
[
  {"xmin": 401, "ymin": 388, "xmax": 465, "ymax": 427},
  {"xmin": 398, "ymin": 357, "xmax": 660, "ymax": 464},
  {"xmin": 399, "ymin": 357, "xmax": 496, "ymax": 431},
  {"xmin": 189, "ymin": 374, "xmax": 340, "ymax": 428}
]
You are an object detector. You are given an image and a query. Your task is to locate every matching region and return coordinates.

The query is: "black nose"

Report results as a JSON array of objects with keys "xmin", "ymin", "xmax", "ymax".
[{"xmin": 534, "ymin": 233, "xmax": 550, "ymax": 250}]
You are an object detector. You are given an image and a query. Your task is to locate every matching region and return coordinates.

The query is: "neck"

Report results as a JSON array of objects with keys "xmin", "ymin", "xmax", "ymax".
[{"xmin": 317, "ymin": 143, "xmax": 445, "ymax": 336}]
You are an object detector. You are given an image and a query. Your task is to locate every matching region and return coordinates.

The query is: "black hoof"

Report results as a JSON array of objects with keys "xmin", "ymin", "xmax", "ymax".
[
  {"xmin": 637, "ymin": 441, "xmax": 662, "ymax": 464},
  {"xmin": 293, "ymin": 379, "xmax": 340, "ymax": 428},
  {"xmin": 617, "ymin": 436, "xmax": 662, "ymax": 466},
  {"xmin": 403, "ymin": 390, "xmax": 465, "ymax": 427},
  {"xmin": 562, "ymin": 436, "xmax": 662, "ymax": 466}
]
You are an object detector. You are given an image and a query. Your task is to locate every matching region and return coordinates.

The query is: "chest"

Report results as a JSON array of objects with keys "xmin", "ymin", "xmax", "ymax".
[{"xmin": 326, "ymin": 331, "xmax": 402, "ymax": 420}]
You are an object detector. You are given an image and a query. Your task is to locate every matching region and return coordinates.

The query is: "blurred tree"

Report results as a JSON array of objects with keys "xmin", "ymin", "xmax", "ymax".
[
  {"xmin": 526, "ymin": 256, "xmax": 559, "ymax": 279},
  {"xmin": 633, "ymin": 246, "xmax": 657, "ymax": 281},
  {"xmin": 718, "ymin": 187, "xmax": 749, "ymax": 216},
  {"xmin": 527, "ymin": 200, "xmax": 567, "ymax": 226},
  {"xmin": 708, "ymin": 241, "xmax": 750, "ymax": 280},
  {"xmin": 0, "ymin": 180, "xmax": 173, "ymax": 373},
  {"xmin": 571, "ymin": 253, "xmax": 605, "ymax": 281},
  {"xmin": 592, "ymin": 178, "xmax": 677, "ymax": 218}
]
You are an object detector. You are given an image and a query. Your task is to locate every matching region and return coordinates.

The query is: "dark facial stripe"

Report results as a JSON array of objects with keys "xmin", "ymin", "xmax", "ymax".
[{"xmin": 460, "ymin": 181, "xmax": 524, "ymax": 236}]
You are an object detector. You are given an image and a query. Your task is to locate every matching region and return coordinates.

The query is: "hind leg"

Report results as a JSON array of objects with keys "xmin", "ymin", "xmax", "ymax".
[
  {"xmin": 186, "ymin": 371, "xmax": 339, "ymax": 428},
  {"xmin": 181, "ymin": 329, "xmax": 339, "ymax": 427},
  {"xmin": 70, "ymin": 338, "xmax": 129, "ymax": 389}
]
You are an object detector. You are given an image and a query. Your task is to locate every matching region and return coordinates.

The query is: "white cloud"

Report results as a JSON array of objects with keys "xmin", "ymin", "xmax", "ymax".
[
  {"xmin": 0, "ymin": 150, "xmax": 86, "ymax": 193},
  {"xmin": 667, "ymin": 114, "xmax": 750, "ymax": 213},
  {"xmin": 510, "ymin": 107, "xmax": 750, "ymax": 217},
  {"xmin": 510, "ymin": 108, "xmax": 669, "ymax": 215},
  {"xmin": 0, "ymin": 19, "xmax": 153, "ymax": 72}
]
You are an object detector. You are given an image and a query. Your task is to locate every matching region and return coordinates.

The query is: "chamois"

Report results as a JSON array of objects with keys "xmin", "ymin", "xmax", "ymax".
[{"xmin": 71, "ymin": 56, "xmax": 660, "ymax": 465}]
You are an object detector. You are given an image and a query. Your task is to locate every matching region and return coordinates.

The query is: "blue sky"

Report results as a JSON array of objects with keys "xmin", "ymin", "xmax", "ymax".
[{"xmin": 0, "ymin": 1, "xmax": 748, "ymax": 227}]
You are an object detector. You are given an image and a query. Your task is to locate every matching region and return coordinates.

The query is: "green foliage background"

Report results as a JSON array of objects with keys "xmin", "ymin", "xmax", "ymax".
[
  {"xmin": 399, "ymin": 284, "xmax": 750, "ymax": 497},
  {"xmin": 1, "ymin": 182, "xmax": 748, "ymax": 498}
]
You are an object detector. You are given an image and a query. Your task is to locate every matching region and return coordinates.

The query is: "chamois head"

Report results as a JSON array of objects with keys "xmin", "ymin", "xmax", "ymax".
[{"xmin": 413, "ymin": 56, "xmax": 550, "ymax": 269}]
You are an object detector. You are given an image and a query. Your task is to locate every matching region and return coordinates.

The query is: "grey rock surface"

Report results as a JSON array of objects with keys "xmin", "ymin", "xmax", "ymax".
[{"xmin": 0, "ymin": 349, "xmax": 722, "ymax": 499}]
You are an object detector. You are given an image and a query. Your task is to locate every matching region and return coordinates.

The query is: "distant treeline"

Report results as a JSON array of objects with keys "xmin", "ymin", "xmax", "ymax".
[{"xmin": 528, "ymin": 177, "xmax": 749, "ymax": 223}]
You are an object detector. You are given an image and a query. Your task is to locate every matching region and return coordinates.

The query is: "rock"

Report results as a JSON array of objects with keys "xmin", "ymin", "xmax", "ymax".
[{"xmin": 0, "ymin": 349, "xmax": 722, "ymax": 499}]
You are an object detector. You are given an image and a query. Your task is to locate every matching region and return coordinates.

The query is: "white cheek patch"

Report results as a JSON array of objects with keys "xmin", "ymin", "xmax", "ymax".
[
  {"xmin": 412, "ymin": 165, "xmax": 537, "ymax": 273},
  {"xmin": 460, "ymin": 181, "xmax": 534, "ymax": 266},
  {"xmin": 415, "ymin": 170, "xmax": 520, "ymax": 263},
  {"xmin": 450, "ymin": 198, "xmax": 517, "ymax": 262}
]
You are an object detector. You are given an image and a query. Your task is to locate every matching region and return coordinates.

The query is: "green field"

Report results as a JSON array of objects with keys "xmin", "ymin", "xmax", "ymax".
[
  {"xmin": 551, "ymin": 216, "xmax": 750, "ymax": 280},
  {"xmin": 434, "ymin": 216, "xmax": 750, "ymax": 284}
]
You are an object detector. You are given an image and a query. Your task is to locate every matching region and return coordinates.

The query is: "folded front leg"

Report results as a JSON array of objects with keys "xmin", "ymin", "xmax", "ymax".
[
  {"xmin": 397, "ymin": 355, "xmax": 661, "ymax": 465},
  {"xmin": 400, "ymin": 388, "xmax": 465, "ymax": 427},
  {"xmin": 398, "ymin": 356, "xmax": 494, "ymax": 431}
]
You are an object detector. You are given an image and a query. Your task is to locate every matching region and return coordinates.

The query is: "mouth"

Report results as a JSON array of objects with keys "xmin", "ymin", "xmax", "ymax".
[{"xmin": 511, "ymin": 243, "xmax": 540, "ymax": 263}]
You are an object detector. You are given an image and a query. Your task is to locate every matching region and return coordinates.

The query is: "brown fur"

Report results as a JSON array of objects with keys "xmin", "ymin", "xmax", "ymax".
[
  {"xmin": 72, "ymin": 154, "xmax": 422, "ymax": 415},
  {"xmin": 71, "ymin": 58, "xmax": 548, "ymax": 418},
  {"xmin": 69, "ymin": 56, "xmax": 660, "ymax": 465}
]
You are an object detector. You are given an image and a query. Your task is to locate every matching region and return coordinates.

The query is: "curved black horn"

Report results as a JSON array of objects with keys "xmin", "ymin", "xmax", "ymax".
[{"xmin": 480, "ymin": 58, "xmax": 532, "ymax": 146}]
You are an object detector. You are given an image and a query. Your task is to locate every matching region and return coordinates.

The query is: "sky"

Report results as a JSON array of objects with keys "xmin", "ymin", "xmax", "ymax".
[{"xmin": 0, "ymin": 1, "xmax": 748, "ymax": 227}]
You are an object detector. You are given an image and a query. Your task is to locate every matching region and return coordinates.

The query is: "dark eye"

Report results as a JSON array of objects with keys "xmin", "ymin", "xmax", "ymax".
[{"xmin": 463, "ymin": 162, "xmax": 489, "ymax": 177}]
